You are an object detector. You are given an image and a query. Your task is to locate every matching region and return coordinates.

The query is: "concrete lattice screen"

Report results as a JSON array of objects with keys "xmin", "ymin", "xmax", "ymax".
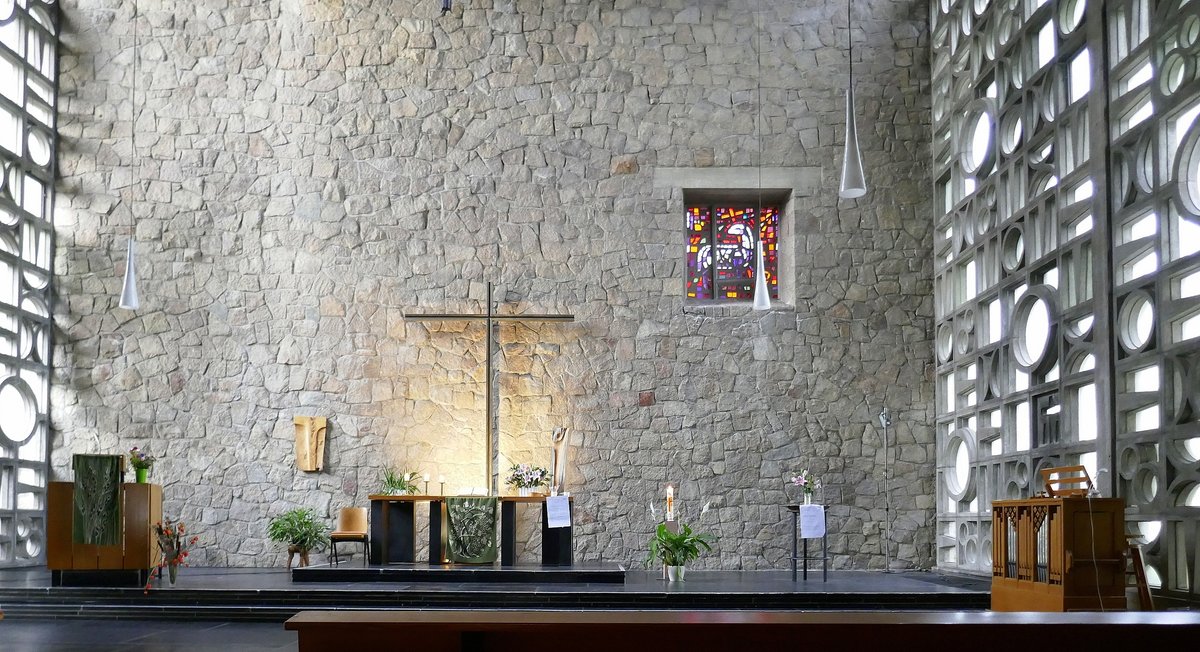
[
  {"xmin": 931, "ymin": 0, "xmax": 1200, "ymax": 598},
  {"xmin": 0, "ymin": 1, "xmax": 56, "ymax": 569}
]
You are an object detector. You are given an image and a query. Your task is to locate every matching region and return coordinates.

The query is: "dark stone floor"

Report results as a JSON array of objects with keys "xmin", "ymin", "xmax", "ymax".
[
  {"xmin": 0, "ymin": 619, "xmax": 297, "ymax": 652},
  {"xmin": 0, "ymin": 565, "xmax": 992, "ymax": 650}
]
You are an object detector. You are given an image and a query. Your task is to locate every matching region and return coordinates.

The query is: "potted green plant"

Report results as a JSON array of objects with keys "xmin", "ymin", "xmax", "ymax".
[
  {"xmin": 380, "ymin": 468, "xmax": 421, "ymax": 495},
  {"xmin": 267, "ymin": 508, "xmax": 328, "ymax": 569},
  {"xmin": 646, "ymin": 521, "xmax": 715, "ymax": 582}
]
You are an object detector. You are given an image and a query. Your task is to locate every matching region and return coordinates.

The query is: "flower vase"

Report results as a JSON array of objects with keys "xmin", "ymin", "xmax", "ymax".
[
  {"xmin": 135, "ymin": 468, "xmax": 148, "ymax": 483},
  {"xmin": 804, "ymin": 493, "xmax": 813, "ymax": 505},
  {"xmin": 518, "ymin": 487, "xmax": 532, "ymax": 497},
  {"xmin": 167, "ymin": 563, "xmax": 177, "ymax": 586}
]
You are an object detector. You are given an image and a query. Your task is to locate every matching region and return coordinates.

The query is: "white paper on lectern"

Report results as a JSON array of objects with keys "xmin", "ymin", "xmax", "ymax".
[
  {"xmin": 799, "ymin": 504, "xmax": 825, "ymax": 538},
  {"xmin": 546, "ymin": 495, "xmax": 571, "ymax": 528}
]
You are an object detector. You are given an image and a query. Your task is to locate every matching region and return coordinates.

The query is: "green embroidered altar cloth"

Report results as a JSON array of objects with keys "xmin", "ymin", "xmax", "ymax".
[
  {"xmin": 445, "ymin": 496, "xmax": 497, "ymax": 563},
  {"xmin": 71, "ymin": 454, "xmax": 123, "ymax": 546}
]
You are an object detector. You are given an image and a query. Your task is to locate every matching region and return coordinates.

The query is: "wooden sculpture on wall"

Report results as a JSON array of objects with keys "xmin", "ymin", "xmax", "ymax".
[{"xmin": 294, "ymin": 416, "xmax": 327, "ymax": 472}]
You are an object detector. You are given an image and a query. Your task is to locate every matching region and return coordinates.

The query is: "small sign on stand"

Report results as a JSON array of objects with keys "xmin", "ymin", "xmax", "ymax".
[{"xmin": 546, "ymin": 495, "xmax": 571, "ymax": 529}]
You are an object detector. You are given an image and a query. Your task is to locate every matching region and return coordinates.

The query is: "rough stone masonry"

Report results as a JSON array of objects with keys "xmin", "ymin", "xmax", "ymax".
[{"xmin": 52, "ymin": 0, "xmax": 934, "ymax": 570}]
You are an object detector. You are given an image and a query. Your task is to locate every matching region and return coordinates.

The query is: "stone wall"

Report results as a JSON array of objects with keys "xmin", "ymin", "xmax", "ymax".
[{"xmin": 52, "ymin": 0, "xmax": 934, "ymax": 569}]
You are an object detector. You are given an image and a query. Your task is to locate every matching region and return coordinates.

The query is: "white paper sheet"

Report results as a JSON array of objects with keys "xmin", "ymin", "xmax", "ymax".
[
  {"xmin": 799, "ymin": 504, "xmax": 825, "ymax": 539},
  {"xmin": 546, "ymin": 495, "xmax": 571, "ymax": 528}
]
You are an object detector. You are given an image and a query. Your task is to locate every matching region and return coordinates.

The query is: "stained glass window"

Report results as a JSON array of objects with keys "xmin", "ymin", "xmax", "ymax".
[{"xmin": 686, "ymin": 205, "xmax": 778, "ymax": 302}]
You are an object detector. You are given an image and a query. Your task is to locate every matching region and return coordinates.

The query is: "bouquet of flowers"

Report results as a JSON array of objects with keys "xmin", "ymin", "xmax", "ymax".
[
  {"xmin": 144, "ymin": 517, "xmax": 199, "ymax": 592},
  {"xmin": 790, "ymin": 468, "xmax": 821, "ymax": 495},
  {"xmin": 505, "ymin": 463, "xmax": 551, "ymax": 489},
  {"xmin": 128, "ymin": 446, "xmax": 156, "ymax": 470}
]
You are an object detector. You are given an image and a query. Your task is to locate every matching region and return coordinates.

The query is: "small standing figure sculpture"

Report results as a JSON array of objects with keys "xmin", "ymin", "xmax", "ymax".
[{"xmin": 551, "ymin": 426, "xmax": 571, "ymax": 495}]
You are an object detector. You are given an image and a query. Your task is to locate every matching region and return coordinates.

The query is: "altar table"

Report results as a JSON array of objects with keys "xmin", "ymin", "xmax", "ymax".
[{"xmin": 368, "ymin": 495, "xmax": 573, "ymax": 566}]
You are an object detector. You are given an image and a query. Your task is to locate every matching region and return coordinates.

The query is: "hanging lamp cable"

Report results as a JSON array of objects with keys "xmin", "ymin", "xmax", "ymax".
[{"xmin": 847, "ymin": 0, "xmax": 852, "ymax": 90}]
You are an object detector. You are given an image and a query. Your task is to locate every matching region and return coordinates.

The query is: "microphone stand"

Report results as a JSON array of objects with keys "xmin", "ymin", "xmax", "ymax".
[{"xmin": 880, "ymin": 407, "xmax": 893, "ymax": 572}]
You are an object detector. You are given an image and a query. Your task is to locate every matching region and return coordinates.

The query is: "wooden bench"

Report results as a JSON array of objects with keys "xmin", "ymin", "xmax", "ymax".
[{"xmin": 285, "ymin": 609, "xmax": 1200, "ymax": 652}]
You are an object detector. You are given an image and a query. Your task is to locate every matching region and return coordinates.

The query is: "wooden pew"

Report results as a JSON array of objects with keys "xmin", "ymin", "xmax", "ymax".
[{"xmin": 285, "ymin": 609, "xmax": 1200, "ymax": 652}]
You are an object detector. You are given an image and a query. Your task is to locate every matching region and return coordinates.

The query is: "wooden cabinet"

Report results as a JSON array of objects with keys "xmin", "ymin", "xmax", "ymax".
[
  {"xmin": 47, "ymin": 482, "xmax": 163, "ymax": 570},
  {"xmin": 991, "ymin": 496, "xmax": 1126, "ymax": 611}
]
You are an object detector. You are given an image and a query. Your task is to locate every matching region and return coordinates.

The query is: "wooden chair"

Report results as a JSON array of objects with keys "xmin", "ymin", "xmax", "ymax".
[
  {"xmin": 330, "ymin": 507, "xmax": 369, "ymax": 567},
  {"xmin": 1041, "ymin": 465, "xmax": 1094, "ymax": 497}
]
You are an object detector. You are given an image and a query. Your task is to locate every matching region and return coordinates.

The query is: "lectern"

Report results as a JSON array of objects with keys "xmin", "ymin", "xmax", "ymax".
[{"xmin": 46, "ymin": 481, "xmax": 163, "ymax": 586}]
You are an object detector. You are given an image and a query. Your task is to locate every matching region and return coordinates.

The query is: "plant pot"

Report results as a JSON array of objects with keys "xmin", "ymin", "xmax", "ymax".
[
  {"xmin": 135, "ymin": 468, "xmax": 148, "ymax": 483},
  {"xmin": 518, "ymin": 487, "xmax": 532, "ymax": 497},
  {"xmin": 287, "ymin": 544, "xmax": 311, "ymax": 569},
  {"xmin": 666, "ymin": 565, "xmax": 685, "ymax": 582}
]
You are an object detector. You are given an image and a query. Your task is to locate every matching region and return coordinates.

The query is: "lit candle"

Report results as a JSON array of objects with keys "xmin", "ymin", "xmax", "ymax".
[{"xmin": 666, "ymin": 485, "xmax": 674, "ymax": 517}]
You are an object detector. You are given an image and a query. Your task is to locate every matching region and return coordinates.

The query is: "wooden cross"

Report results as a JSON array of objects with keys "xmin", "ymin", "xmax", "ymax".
[{"xmin": 403, "ymin": 282, "xmax": 574, "ymax": 495}]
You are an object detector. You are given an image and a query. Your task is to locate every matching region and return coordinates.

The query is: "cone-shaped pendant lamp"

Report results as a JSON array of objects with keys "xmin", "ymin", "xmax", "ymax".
[
  {"xmin": 839, "ymin": 1, "xmax": 868, "ymax": 199},
  {"xmin": 751, "ymin": 5, "xmax": 771, "ymax": 312},
  {"xmin": 752, "ymin": 240, "xmax": 771, "ymax": 311},
  {"xmin": 119, "ymin": 1, "xmax": 141, "ymax": 310},
  {"xmin": 119, "ymin": 236, "xmax": 139, "ymax": 309},
  {"xmin": 840, "ymin": 85, "xmax": 867, "ymax": 198}
]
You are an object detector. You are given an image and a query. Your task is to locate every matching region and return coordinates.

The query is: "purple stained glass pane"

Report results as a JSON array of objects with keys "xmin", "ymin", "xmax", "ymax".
[{"xmin": 686, "ymin": 206, "xmax": 712, "ymax": 299}]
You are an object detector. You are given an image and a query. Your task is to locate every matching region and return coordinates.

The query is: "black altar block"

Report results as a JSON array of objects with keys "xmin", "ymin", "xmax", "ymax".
[
  {"xmin": 368, "ymin": 495, "xmax": 417, "ymax": 564},
  {"xmin": 500, "ymin": 496, "xmax": 572, "ymax": 567}
]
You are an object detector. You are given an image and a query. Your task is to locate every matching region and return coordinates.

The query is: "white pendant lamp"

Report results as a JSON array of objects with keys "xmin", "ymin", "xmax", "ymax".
[
  {"xmin": 119, "ymin": 1, "xmax": 141, "ymax": 310},
  {"xmin": 752, "ymin": 240, "xmax": 771, "ymax": 311},
  {"xmin": 839, "ymin": 0, "xmax": 868, "ymax": 199},
  {"xmin": 119, "ymin": 237, "xmax": 139, "ymax": 310}
]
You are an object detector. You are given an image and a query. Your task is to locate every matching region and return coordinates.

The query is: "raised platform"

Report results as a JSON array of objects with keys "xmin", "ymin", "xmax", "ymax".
[
  {"xmin": 286, "ymin": 609, "xmax": 1200, "ymax": 651},
  {"xmin": 292, "ymin": 562, "xmax": 625, "ymax": 584},
  {"xmin": 0, "ymin": 566, "xmax": 991, "ymax": 621}
]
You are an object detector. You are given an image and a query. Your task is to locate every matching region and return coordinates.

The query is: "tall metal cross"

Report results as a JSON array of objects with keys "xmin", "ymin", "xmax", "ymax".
[{"xmin": 403, "ymin": 282, "xmax": 574, "ymax": 495}]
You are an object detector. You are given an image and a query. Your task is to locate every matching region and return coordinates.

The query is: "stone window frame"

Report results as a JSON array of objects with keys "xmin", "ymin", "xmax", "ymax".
[{"xmin": 654, "ymin": 167, "xmax": 821, "ymax": 311}]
